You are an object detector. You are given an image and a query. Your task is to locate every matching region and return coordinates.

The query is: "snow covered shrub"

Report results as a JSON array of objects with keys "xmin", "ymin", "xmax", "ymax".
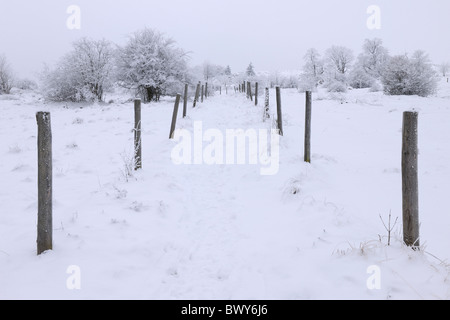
[
  {"xmin": 15, "ymin": 78, "xmax": 37, "ymax": 90},
  {"xmin": 369, "ymin": 80, "xmax": 383, "ymax": 92},
  {"xmin": 326, "ymin": 79, "xmax": 347, "ymax": 93},
  {"xmin": 40, "ymin": 38, "xmax": 114, "ymax": 102},
  {"xmin": 382, "ymin": 51, "xmax": 437, "ymax": 97},
  {"xmin": 0, "ymin": 54, "xmax": 15, "ymax": 94},
  {"xmin": 116, "ymin": 28, "xmax": 188, "ymax": 103},
  {"xmin": 348, "ymin": 66, "xmax": 375, "ymax": 89}
]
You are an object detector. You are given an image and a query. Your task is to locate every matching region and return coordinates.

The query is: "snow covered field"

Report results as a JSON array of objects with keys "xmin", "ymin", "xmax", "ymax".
[{"xmin": 1, "ymin": 80, "xmax": 449, "ymax": 300}]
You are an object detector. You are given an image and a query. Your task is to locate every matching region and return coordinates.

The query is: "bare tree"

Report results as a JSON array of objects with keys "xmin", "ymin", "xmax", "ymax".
[{"xmin": 0, "ymin": 54, "xmax": 15, "ymax": 94}]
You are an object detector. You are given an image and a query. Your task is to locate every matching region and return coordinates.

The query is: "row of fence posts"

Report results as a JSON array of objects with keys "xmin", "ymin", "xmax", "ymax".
[
  {"xmin": 34, "ymin": 86, "xmax": 420, "ymax": 255},
  {"xmin": 237, "ymin": 82, "xmax": 420, "ymax": 249}
]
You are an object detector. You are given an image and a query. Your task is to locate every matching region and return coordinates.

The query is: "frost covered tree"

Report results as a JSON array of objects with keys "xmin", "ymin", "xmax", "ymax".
[
  {"xmin": 246, "ymin": 63, "xmax": 256, "ymax": 77},
  {"xmin": 0, "ymin": 54, "xmax": 15, "ymax": 94},
  {"xmin": 299, "ymin": 48, "xmax": 324, "ymax": 91},
  {"xmin": 15, "ymin": 78, "xmax": 38, "ymax": 90},
  {"xmin": 348, "ymin": 65, "xmax": 376, "ymax": 89},
  {"xmin": 439, "ymin": 62, "xmax": 449, "ymax": 77},
  {"xmin": 325, "ymin": 46, "xmax": 354, "ymax": 76},
  {"xmin": 202, "ymin": 62, "xmax": 224, "ymax": 81},
  {"xmin": 40, "ymin": 38, "xmax": 114, "ymax": 102},
  {"xmin": 116, "ymin": 28, "xmax": 188, "ymax": 103},
  {"xmin": 359, "ymin": 38, "xmax": 389, "ymax": 78},
  {"xmin": 349, "ymin": 38, "xmax": 390, "ymax": 89},
  {"xmin": 224, "ymin": 65, "xmax": 232, "ymax": 76},
  {"xmin": 382, "ymin": 51, "xmax": 437, "ymax": 97},
  {"xmin": 324, "ymin": 46, "xmax": 354, "ymax": 92}
]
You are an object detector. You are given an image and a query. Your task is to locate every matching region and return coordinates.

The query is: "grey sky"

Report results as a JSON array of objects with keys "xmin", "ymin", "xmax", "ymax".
[{"xmin": 1, "ymin": 0, "xmax": 449, "ymax": 79}]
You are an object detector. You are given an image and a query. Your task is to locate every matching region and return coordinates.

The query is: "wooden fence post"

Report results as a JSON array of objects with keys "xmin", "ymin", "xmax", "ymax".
[
  {"xmin": 304, "ymin": 91, "xmax": 312, "ymax": 163},
  {"xmin": 402, "ymin": 111, "xmax": 420, "ymax": 249},
  {"xmin": 201, "ymin": 85, "xmax": 204, "ymax": 103},
  {"xmin": 193, "ymin": 82, "xmax": 200, "ymax": 108},
  {"xmin": 36, "ymin": 112, "xmax": 52, "ymax": 255},
  {"xmin": 205, "ymin": 82, "xmax": 208, "ymax": 99},
  {"xmin": 263, "ymin": 87, "xmax": 270, "ymax": 122},
  {"xmin": 276, "ymin": 87, "xmax": 283, "ymax": 136},
  {"xmin": 183, "ymin": 84, "xmax": 188, "ymax": 118},
  {"xmin": 134, "ymin": 99, "xmax": 142, "ymax": 170},
  {"xmin": 169, "ymin": 94, "xmax": 181, "ymax": 139},
  {"xmin": 255, "ymin": 82, "xmax": 258, "ymax": 106}
]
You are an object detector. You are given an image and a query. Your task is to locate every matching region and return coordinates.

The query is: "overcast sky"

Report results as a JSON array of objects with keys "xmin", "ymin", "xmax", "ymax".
[{"xmin": 1, "ymin": 0, "xmax": 449, "ymax": 79}]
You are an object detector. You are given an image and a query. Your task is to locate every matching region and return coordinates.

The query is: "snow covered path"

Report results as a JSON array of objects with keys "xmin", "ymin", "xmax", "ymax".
[{"xmin": 0, "ymin": 88, "xmax": 449, "ymax": 299}]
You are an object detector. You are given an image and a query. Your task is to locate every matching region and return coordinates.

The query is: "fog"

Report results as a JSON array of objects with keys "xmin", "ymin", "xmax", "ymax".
[{"xmin": 0, "ymin": 0, "xmax": 449, "ymax": 78}]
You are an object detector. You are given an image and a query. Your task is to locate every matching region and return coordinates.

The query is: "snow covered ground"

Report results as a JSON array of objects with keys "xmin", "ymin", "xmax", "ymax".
[{"xmin": 0, "ymin": 80, "xmax": 449, "ymax": 300}]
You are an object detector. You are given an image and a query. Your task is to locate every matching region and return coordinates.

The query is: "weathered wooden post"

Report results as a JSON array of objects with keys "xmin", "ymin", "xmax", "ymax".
[
  {"xmin": 193, "ymin": 82, "xmax": 200, "ymax": 108},
  {"xmin": 243, "ymin": 81, "xmax": 246, "ymax": 94},
  {"xmin": 304, "ymin": 91, "xmax": 312, "ymax": 163},
  {"xmin": 248, "ymin": 82, "xmax": 253, "ymax": 102},
  {"xmin": 183, "ymin": 84, "xmax": 188, "ymax": 118},
  {"xmin": 169, "ymin": 94, "xmax": 181, "ymax": 139},
  {"xmin": 134, "ymin": 99, "xmax": 142, "ymax": 170},
  {"xmin": 276, "ymin": 86, "xmax": 283, "ymax": 136},
  {"xmin": 36, "ymin": 112, "xmax": 52, "ymax": 255},
  {"xmin": 201, "ymin": 85, "xmax": 204, "ymax": 103},
  {"xmin": 205, "ymin": 82, "xmax": 208, "ymax": 99},
  {"xmin": 255, "ymin": 82, "xmax": 259, "ymax": 106},
  {"xmin": 402, "ymin": 111, "xmax": 420, "ymax": 249},
  {"xmin": 263, "ymin": 87, "xmax": 270, "ymax": 122}
]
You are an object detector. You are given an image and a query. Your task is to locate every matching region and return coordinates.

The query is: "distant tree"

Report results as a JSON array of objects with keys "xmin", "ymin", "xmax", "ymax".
[
  {"xmin": 40, "ymin": 38, "xmax": 114, "ymax": 102},
  {"xmin": 325, "ymin": 46, "xmax": 354, "ymax": 76},
  {"xmin": 269, "ymin": 71, "xmax": 280, "ymax": 88},
  {"xmin": 203, "ymin": 62, "xmax": 213, "ymax": 81},
  {"xmin": 382, "ymin": 51, "xmax": 437, "ymax": 97},
  {"xmin": 299, "ymin": 48, "xmax": 324, "ymax": 91},
  {"xmin": 349, "ymin": 39, "xmax": 389, "ymax": 89},
  {"xmin": 0, "ymin": 54, "xmax": 15, "ymax": 94},
  {"xmin": 224, "ymin": 65, "xmax": 232, "ymax": 76},
  {"xmin": 324, "ymin": 46, "xmax": 354, "ymax": 92},
  {"xmin": 116, "ymin": 28, "xmax": 188, "ymax": 103},
  {"xmin": 202, "ymin": 62, "xmax": 225, "ymax": 81},
  {"xmin": 439, "ymin": 62, "xmax": 449, "ymax": 77},
  {"xmin": 348, "ymin": 65, "xmax": 375, "ymax": 89},
  {"xmin": 360, "ymin": 38, "xmax": 390, "ymax": 78},
  {"xmin": 246, "ymin": 63, "xmax": 256, "ymax": 77},
  {"xmin": 15, "ymin": 78, "xmax": 38, "ymax": 90}
]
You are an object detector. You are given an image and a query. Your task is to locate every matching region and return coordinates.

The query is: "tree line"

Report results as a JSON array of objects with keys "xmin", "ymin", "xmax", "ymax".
[
  {"xmin": 1, "ymin": 32, "xmax": 448, "ymax": 100},
  {"xmin": 298, "ymin": 38, "xmax": 446, "ymax": 97}
]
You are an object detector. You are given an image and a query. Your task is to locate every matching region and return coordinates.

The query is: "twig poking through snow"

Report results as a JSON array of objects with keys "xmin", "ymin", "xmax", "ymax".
[{"xmin": 380, "ymin": 211, "xmax": 398, "ymax": 246}]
